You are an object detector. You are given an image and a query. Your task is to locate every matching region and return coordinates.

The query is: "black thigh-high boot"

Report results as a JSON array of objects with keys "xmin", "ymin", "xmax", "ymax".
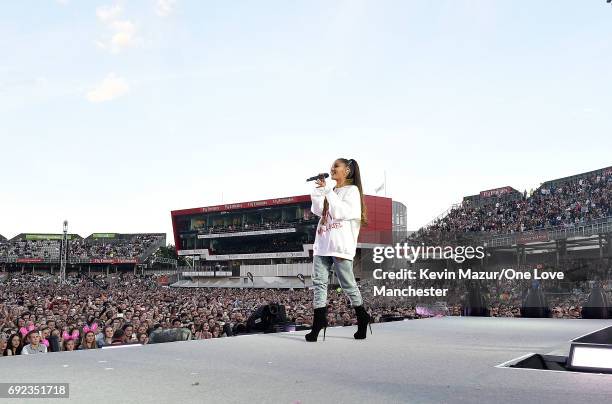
[
  {"xmin": 353, "ymin": 305, "xmax": 372, "ymax": 340},
  {"xmin": 305, "ymin": 307, "xmax": 328, "ymax": 342}
]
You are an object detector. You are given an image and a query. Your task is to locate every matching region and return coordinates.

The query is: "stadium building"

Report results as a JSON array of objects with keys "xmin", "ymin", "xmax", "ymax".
[
  {"xmin": 171, "ymin": 194, "xmax": 406, "ymax": 288},
  {"xmin": 0, "ymin": 233, "xmax": 166, "ymax": 274}
]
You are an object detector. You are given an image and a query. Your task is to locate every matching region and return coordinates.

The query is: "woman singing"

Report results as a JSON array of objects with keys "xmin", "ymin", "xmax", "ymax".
[{"xmin": 305, "ymin": 158, "xmax": 372, "ymax": 342}]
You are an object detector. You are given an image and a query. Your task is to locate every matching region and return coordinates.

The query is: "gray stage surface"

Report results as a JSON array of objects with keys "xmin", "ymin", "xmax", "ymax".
[{"xmin": 2, "ymin": 317, "xmax": 612, "ymax": 404}]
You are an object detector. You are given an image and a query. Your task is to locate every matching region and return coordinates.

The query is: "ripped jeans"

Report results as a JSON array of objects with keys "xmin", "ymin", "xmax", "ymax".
[{"xmin": 311, "ymin": 255, "xmax": 363, "ymax": 309}]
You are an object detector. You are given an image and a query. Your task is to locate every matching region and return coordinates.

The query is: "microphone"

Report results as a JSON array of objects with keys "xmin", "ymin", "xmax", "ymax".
[{"xmin": 306, "ymin": 173, "xmax": 329, "ymax": 182}]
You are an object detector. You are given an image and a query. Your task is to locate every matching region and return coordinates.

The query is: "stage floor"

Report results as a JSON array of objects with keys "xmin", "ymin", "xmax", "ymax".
[{"xmin": 2, "ymin": 317, "xmax": 612, "ymax": 403}]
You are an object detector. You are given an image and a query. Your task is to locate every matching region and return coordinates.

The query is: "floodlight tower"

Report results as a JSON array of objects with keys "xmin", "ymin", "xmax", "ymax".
[{"xmin": 60, "ymin": 220, "xmax": 68, "ymax": 284}]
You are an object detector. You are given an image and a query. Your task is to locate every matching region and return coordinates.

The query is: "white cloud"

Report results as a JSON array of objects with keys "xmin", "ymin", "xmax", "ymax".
[
  {"xmin": 110, "ymin": 20, "xmax": 137, "ymax": 51},
  {"xmin": 86, "ymin": 73, "xmax": 129, "ymax": 103},
  {"xmin": 56, "ymin": 0, "xmax": 70, "ymax": 5},
  {"xmin": 96, "ymin": 4, "xmax": 138, "ymax": 53},
  {"xmin": 155, "ymin": 0, "xmax": 177, "ymax": 17},
  {"xmin": 96, "ymin": 4, "xmax": 122, "ymax": 23}
]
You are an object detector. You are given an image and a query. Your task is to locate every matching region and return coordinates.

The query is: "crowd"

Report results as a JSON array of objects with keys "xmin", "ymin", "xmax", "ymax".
[
  {"xmin": 0, "ymin": 239, "xmax": 60, "ymax": 260},
  {"xmin": 0, "ymin": 234, "xmax": 163, "ymax": 261},
  {"xmin": 474, "ymin": 278, "xmax": 588, "ymax": 319},
  {"xmin": 418, "ymin": 168, "xmax": 612, "ymax": 239},
  {"xmin": 0, "ymin": 272, "xmax": 417, "ymax": 357},
  {"xmin": 366, "ymin": 267, "xmax": 602, "ymax": 320},
  {"xmin": 69, "ymin": 234, "xmax": 161, "ymax": 260},
  {"xmin": 1, "ymin": 269, "xmax": 602, "ymax": 357}
]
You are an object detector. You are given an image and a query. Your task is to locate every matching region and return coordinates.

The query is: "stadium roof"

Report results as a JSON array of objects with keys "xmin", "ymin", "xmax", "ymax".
[
  {"xmin": 10, "ymin": 233, "xmax": 83, "ymax": 241},
  {"xmin": 7, "ymin": 233, "xmax": 164, "ymax": 242},
  {"xmin": 541, "ymin": 165, "xmax": 612, "ymax": 188},
  {"xmin": 171, "ymin": 194, "xmax": 392, "ymax": 216},
  {"xmin": 171, "ymin": 195, "xmax": 312, "ymax": 216},
  {"xmin": 460, "ymin": 164, "xmax": 611, "ymax": 202}
]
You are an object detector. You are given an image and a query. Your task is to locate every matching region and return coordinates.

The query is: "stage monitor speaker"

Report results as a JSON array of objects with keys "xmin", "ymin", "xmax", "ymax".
[
  {"xmin": 268, "ymin": 303, "xmax": 287, "ymax": 322},
  {"xmin": 512, "ymin": 354, "xmax": 548, "ymax": 370},
  {"xmin": 47, "ymin": 335, "xmax": 61, "ymax": 352},
  {"xmin": 521, "ymin": 287, "xmax": 550, "ymax": 318},
  {"xmin": 462, "ymin": 281, "xmax": 489, "ymax": 317},
  {"xmin": 148, "ymin": 328, "xmax": 192, "ymax": 344},
  {"xmin": 581, "ymin": 286, "xmax": 610, "ymax": 319},
  {"xmin": 380, "ymin": 315, "xmax": 404, "ymax": 322},
  {"xmin": 247, "ymin": 304, "xmax": 287, "ymax": 332}
]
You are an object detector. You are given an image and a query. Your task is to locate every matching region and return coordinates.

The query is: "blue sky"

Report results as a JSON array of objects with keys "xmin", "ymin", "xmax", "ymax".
[{"xmin": 1, "ymin": 0, "xmax": 611, "ymax": 242}]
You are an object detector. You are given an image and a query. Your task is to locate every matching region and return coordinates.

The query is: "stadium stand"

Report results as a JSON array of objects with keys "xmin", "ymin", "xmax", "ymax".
[
  {"xmin": 415, "ymin": 165, "xmax": 612, "ymax": 241},
  {"xmin": 0, "ymin": 233, "xmax": 165, "ymax": 264},
  {"xmin": 398, "ymin": 165, "xmax": 612, "ymax": 321}
]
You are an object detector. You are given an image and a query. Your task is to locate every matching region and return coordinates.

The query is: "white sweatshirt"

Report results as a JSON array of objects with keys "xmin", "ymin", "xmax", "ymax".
[{"xmin": 310, "ymin": 184, "xmax": 362, "ymax": 260}]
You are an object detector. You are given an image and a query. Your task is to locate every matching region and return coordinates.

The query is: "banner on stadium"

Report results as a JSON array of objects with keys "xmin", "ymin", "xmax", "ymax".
[
  {"xmin": 516, "ymin": 232, "xmax": 549, "ymax": 244},
  {"xmin": 479, "ymin": 186, "xmax": 515, "ymax": 198},
  {"xmin": 203, "ymin": 251, "xmax": 309, "ymax": 261},
  {"xmin": 25, "ymin": 234, "xmax": 73, "ymax": 241},
  {"xmin": 16, "ymin": 258, "xmax": 44, "ymax": 263},
  {"xmin": 89, "ymin": 258, "xmax": 139, "ymax": 264},
  {"xmin": 197, "ymin": 228, "xmax": 296, "ymax": 239},
  {"xmin": 171, "ymin": 195, "xmax": 312, "ymax": 215},
  {"xmin": 203, "ymin": 197, "xmax": 306, "ymax": 213},
  {"xmin": 92, "ymin": 233, "xmax": 116, "ymax": 239},
  {"xmin": 178, "ymin": 249, "xmax": 208, "ymax": 256}
]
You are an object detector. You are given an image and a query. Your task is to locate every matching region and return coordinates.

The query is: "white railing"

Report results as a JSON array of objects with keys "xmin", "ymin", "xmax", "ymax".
[
  {"xmin": 240, "ymin": 263, "xmax": 312, "ymax": 277},
  {"xmin": 182, "ymin": 271, "xmax": 233, "ymax": 277},
  {"xmin": 484, "ymin": 216, "xmax": 612, "ymax": 248},
  {"xmin": 197, "ymin": 227, "xmax": 296, "ymax": 239},
  {"xmin": 149, "ymin": 256, "xmax": 178, "ymax": 266},
  {"xmin": 195, "ymin": 220, "xmax": 313, "ymax": 236}
]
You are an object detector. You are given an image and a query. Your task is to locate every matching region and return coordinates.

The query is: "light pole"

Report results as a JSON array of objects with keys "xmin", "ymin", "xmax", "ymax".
[{"xmin": 60, "ymin": 220, "xmax": 68, "ymax": 284}]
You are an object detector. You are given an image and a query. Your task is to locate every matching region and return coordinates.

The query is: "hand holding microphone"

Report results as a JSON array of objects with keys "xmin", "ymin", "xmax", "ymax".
[{"xmin": 306, "ymin": 173, "xmax": 329, "ymax": 189}]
